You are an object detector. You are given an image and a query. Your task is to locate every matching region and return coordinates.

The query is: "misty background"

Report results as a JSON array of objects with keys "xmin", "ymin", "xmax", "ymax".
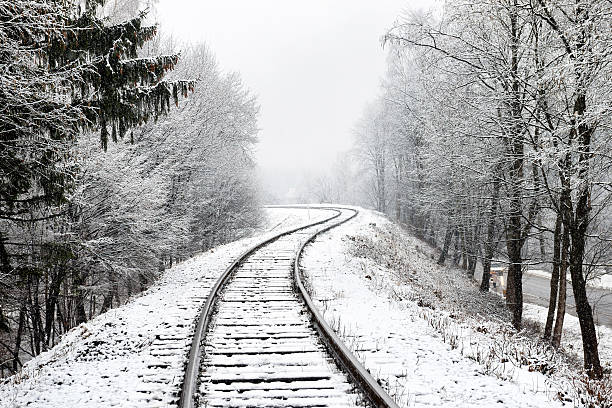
[{"xmin": 156, "ymin": 0, "xmax": 436, "ymax": 202}]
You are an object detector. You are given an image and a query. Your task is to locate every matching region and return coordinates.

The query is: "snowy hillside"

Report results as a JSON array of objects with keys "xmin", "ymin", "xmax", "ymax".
[
  {"xmin": 301, "ymin": 207, "xmax": 611, "ymax": 408},
  {"xmin": 0, "ymin": 208, "xmax": 331, "ymax": 408}
]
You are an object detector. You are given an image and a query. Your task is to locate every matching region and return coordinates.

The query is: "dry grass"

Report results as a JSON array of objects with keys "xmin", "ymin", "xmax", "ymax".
[{"xmin": 345, "ymin": 223, "xmax": 611, "ymax": 407}]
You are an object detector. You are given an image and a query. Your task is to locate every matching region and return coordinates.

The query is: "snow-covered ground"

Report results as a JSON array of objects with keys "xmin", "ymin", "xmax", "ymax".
[
  {"xmin": 2, "ymin": 205, "xmax": 609, "ymax": 407},
  {"xmin": 0, "ymin": 207, "xmax": 332, "ymax": 408},
  {"xmin": 301, "ymin": 207, "xmax": 610, "ymax": 407}
]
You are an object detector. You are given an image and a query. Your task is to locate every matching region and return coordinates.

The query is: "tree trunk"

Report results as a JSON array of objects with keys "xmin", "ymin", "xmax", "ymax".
[
  {"xmin": 73, "ymin": 270, "xmax": 88, "ymax": 325},
  {"xmin": 503, "ymin": 0, "xmax": 526, "ymax": 331},
  {"xmin": 467, "ymin": 225, "xmax": 479, "ymax": 279},
  {"xmin": 44, "ymin": 269, "xmax": 65, "ymax": 346},
  {"xmin": 437, "ymin": 223, "xmax": 454, "ymax": 265},
  {"xmin": 568, "ymin": 229, "xmax": 602, "ymax": 378},
  {"xmin": 544, "ymin": 213, "xmax": 562, "ymax": 339},
  {"xmin": 461, "ymin": 227, "xmax": 468, "ymax": 270},
  {"xmin": 561, "ymin": 88, "xmax": 602, "ymax": 377},
  {"xmin": 481, "ymin": 168, "xmax": 501, "ymax": 291},
  {"xmin": 0, "ymin": 232, "xmax": 11, "ymax": 332},
  {"xmin": 505, "ymin": 175, "xmax": 524, "ymax": 329},
  {"xmin": 468, "ymin": 253, "xmax": 477, "ymax": 278},
  {"xmin": 505, "ymin": 255, "xmax": 523, "ymax": 330},
  {"xmin": 505, "ymin": 188, "xmax": 525, "ymax": 330},
  {"xmin": 452, "ymin": 228, "xmax": 461, "ymax": 266},
  {"xmin": 101, "ymin": 271, "xmax": 119, "ymax": 313},
  {"xmin": 393, "ymin": 157, "xmax": 402, "ymax": 221},
  {"xmin": 29, "ymin": 275, "xmax": 43, "ymax": 355},
  {"xmin": 101, "ymin": 293, "xmax": 113, "ymax": 313},
  {"xmin": 395, "ymin": 196, "xmax": 401, "ymax": 221},
  {"xmin": 552, "ymin": 219, "xmax": 568, "ymax": 347},
  {"xmin": 481, "ymin": 257, "xmax": 492, "ymax": 292},
  {"xmin": 126, "ymin": 277, "xmax": 133, "ymax": 299},
  {"xmin": 12, "ymin": 303, "xmax": 26, "ymax": 372},
  {"xmin": 561, "ymin": 120, "xmax": 601, "ymax": 376}
]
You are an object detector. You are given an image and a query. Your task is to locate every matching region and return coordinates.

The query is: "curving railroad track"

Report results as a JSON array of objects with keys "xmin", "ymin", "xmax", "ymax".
[{"xmin": 179, "ymin": 206, "xmax": 399, "ymax": 408}]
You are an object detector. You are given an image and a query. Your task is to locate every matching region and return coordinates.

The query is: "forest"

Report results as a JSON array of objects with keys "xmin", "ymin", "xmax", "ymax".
[
  {"xmin": 323, "ymin": 0, "xmax": 612, "ymax": 379},
  {"xmin": 0, "ymin": 0, "xmax": 261, "ymax": 376},
  {"xmin": 1, "ymin": 0, "xmax": 611, "ymax": 392},
  {"xmin": 290, "ymin": 0, "xmax": 612, "ymax": 380}
]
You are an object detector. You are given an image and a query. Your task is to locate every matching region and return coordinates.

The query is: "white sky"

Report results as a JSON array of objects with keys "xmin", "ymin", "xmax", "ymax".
[{"xmin": 156, "ymin": 0, "xmax": 436, "ymax": 198}]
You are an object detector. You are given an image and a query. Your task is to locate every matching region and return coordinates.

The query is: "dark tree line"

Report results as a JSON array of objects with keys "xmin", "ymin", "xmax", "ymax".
[{"xmin": 0, "ymin": 0, "xmax": 261, "ymax": 376}]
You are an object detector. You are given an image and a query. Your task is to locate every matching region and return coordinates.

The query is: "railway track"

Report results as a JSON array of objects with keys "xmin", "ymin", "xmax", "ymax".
[{"xmin": 179, "ymin": 206, "xmax": 399, "ymax": 408}]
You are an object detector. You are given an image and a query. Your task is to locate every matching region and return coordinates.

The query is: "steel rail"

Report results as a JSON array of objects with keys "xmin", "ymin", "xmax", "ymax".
[
  {"xmin": 179, "ymin": 207, "xmax": 342, "ymax": 408},
  {"xmin": 293, "ymin": 207, "xmax": 401, "ymax": 408}
]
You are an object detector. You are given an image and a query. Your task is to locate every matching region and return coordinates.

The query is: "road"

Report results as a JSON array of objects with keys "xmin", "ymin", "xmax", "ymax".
[
  {"xmin": 482, "ymin": 270, "xmax": 612, "ymax": 328},
  {"xmin": 521, "ymin": 273, "xmax": 612, "ymax": 328}
]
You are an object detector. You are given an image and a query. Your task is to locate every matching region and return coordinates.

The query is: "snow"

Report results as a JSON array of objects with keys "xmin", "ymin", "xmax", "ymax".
[
  {"xmin": 0, "ymin": 207, "xmax": 331, "ymax": 408},
  {"xmin": 301, "ymin": 207, "xmax": 609, "ymax": 407},
  {"xmin": 2, "ymin": 205, "xmax": 608, "ymax": 407},
  {"xmin": 594, "ymin": 275, "xmax": 612, "ymax": 291},
  {"xmin": 198, "ymin": 215, "xmax": 361, "ymax": 407},
  {"xmin": 523, "ymin": 303, "xmax": 612, "ymax": 371}
]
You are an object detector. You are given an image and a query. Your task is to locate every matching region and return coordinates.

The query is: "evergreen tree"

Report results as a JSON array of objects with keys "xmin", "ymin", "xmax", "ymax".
[{"xmin": 0, "ymin": 0, "xmax": 190, "ymax": 355}]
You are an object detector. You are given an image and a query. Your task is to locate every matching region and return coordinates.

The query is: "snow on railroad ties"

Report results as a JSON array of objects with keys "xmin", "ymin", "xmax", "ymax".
[
  {"xmin": 0, "ymin": 207, "xmax": 331, "ymax": 408},
  {"xmin": 302, "ymin": 207, "xmax": 573, "ymax": 408},
  {"xmin": 198, "ymin": 209, "xmax": 362, "ymax": 408}
]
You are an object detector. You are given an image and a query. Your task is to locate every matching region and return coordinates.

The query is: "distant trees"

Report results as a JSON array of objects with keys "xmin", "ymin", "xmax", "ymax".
[
  {"xmin": 0, "ymin": 1, "xmax": 260, "ymax": 376},
  {"xmin": 349, "ymin": 0, "xmax": 611, "ymax": 378},
  {"xmin": 296, "ymin": 153, "xmax": 367, "ymax": 206},
  {"xmin": 354, "ymin": 103, "xmax": 393, "ymax": 213}
]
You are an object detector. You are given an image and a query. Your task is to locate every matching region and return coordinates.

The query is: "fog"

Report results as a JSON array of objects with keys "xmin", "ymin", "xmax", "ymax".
[{"xmin": 156, "ymin": 0, "xmax": 436, "ymax": 202}]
